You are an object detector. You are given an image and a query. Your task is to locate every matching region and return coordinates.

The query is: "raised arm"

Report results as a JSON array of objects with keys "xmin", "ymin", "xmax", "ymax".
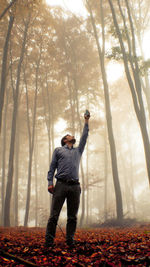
[
  {"xmin": 47, "ymin": 148, "xmax": 58, "ymax": 193},
  {"xmin": 78, "ymin": 111, "xmax": 90, "ymax": 154}
]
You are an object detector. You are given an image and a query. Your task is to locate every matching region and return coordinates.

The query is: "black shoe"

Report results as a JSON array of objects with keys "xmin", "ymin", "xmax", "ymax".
[
  {"xmin": 44, "ymin": 241, "xmax": 54, "ymax": 248},
  {"xmin": 66, "ymin": 239, "xmax": 77, "ymax": 247}
]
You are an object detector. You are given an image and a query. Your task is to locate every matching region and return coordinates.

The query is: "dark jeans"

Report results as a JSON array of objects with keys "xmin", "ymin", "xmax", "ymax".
[{"xmin": 45, "ymin": 181, "xmax": 81, "ymax": 243}]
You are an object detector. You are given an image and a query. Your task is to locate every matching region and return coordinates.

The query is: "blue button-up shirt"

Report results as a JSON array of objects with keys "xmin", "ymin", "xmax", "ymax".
[{"xmin": 47, "ymin": 123, "xmax": 89, "ymax": 186}]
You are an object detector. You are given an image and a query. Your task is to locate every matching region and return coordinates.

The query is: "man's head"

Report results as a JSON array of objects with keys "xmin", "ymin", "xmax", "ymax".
[{"xmin": 61, "ymin": 134, "xmax": 76, "ymax": 146}]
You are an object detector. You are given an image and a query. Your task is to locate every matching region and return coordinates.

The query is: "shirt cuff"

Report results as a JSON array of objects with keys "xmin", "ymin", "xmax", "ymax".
[{"xmin": 48, "ymin": 180, "xmax": 53, "ymax": 186}]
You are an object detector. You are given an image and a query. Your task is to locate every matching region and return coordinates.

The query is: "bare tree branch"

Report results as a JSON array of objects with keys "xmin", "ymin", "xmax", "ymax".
[{"xmin": 0, "ymin": 0, "xmax": 17, "ymax": 21}]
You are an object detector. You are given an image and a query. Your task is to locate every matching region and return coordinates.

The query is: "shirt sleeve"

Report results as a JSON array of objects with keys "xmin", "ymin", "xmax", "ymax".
[
  {"xmin": 47, "ymin": 148, "xmax": 58, "ymax": 186},
  {"xmin": 78, "ymin": 123, "xmax": 89, "ymax": 154}
]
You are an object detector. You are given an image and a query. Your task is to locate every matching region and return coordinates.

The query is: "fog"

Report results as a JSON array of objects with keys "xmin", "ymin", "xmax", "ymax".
[{"xmin": 0, "ymin": 0, "xmax": 150, "ymax": 228}]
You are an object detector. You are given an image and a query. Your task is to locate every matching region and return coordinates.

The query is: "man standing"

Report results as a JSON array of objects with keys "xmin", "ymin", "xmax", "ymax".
[{"xmin": 45, "ymin": 111, "xmax": 90, "ymax": 247}]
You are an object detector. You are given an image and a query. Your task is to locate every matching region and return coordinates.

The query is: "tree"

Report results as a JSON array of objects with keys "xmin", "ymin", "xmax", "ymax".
[
  {"xmin": 1, "ymin": 87, "xmax": 9, "ymax": 225},
  {"xmin": 130, "ymin": 0, "xmax": 150, "ymax": 117},
  {"xmin": 0, "ymin": 15, "xmax": 14, "ymax": 134},
  {"xmin": 108, "ymin": 0, "xmax": 150, "ymax": 186},
  {"xmin": 14, "ymin": 118, "xmax": 20, "ymax": 226},
  {"xmin": 85, "ymin": 0, "xmax": 123, "ymax": 221},
  {"xmin": 0, "ymin": 0, "xmax": 17, "ymax": 21},
  {"xmin": 4, "ymin": 16, "xmax": 30, "ymax": 226},
  {"xmin": 24, "ymin": 44, "xmax": 42, "ymax": 226}
]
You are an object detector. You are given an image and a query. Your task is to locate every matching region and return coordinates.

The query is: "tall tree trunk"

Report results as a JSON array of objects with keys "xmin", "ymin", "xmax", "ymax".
[
  {"xmin": 50, "ymin": 88, "xmax": 54, "ymax": 152},
  {"xmin": 34, "ymin": 129, "xmax": 38, "ymax": 227},
  {"xmin": 42, "ymin": 75, "xmax": 51, "ymax": 163},
  {"xmin": 104, "ymin": 122, "xmax": 108, "ymax": 221},
  {"xmin": 1, "ymin": 89, "xmax": 9, "ymax": 225},
  {"xmin": 24, "ymin": 77, "xmax": 37, "ymax": 226},
  {"xmin": 127, "ymin": 137, "xmax": 136, "ymax": 216},
  {"xmin": 72, "ymin": 73, "xmax": 86, "ymax": 226},
  {"xmin": 42, "ymin": 75, "xmax": 53, "ymax": 211},
  {"xmin": 129, "ymin": 150, "xmax": 136, "ymax": 216},
  {"xmin": 14, "ymin": 119, "xmax": 20, "ymax": 226},
  {"xmin": 24, "ymin": 60, "xmax": 40, "ymax": 226},
  {"xmin": 108, "ymin": 0, "xmax": 150, "ymax": 186},
  {"xmin": 4, "ymin": 18, "xmax": 29, "ymax": 227},
  {"xmin": 63, "ymin": 35, "xmax": 76, "ymax": 134},
  {"xmin": 0, "ymin": 15, "xmax": 14, "ymax": 134},
  {"xmin": 46, "ymin": 76, "xmax": 52, "ymax": 163},
  {"xmin": 85, "ymin": 96, "xmax": 89, "ymax": 225},
  {"xmin": 86, "ymin": 0, "xmax": 123, "ymax": 220},
  {"xmin": 86, "ymin": 138, "xmax": 89, "ymax": 225},
  {"xmin": 120, "ymin": 152, "xmax": 130, "ymax": 213},
  {"xmin": 67, "ymin": 74, "xmax": 75, "ymax": 135}
]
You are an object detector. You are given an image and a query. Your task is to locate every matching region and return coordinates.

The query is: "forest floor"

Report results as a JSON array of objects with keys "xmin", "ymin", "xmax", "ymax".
[{"xmin": 0, "ymin": 225, "xmax": 150, "ymax": 266}]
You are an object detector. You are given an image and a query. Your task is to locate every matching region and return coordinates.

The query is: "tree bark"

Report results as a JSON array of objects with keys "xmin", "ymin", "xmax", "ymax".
[
  {"xmin": 42, "ymin": 74, "xmax": 52, "ymax": 163},
  {"xmin": 104, "ymin": 122, "xmax": 108, "ymax": 221},
  {"xmin": 67, "ymin": 74, "xmax": 75, "ymax": 135},
  {"xmin": 1, "ymin": 88, "xmax": 9, "ymax": 225},
  {"xmin": 72, "ymin": 73, "xmax": 86, "ymax": 226},
  {"xmin": 14, "ymin": 119, "xmax": 20, "ymax": 226},
  {"xmin": 4, "ymin": 18, "xmax": 29, "ymax": 227},
  {"xmin": 108, "ymin": 0, "xmax": 150, "ymax": 186},
  {"xmin": 129, "ymin": 150, "xmax": 136, "ymax": 216},
  {"xmin": 0, "ymin": 15, "xmax": 14, "ymax": 134},
  {"xmin": 24, "ymin": 51, "xmax": 41, "ymax": 226},
  {"xmin": 63, "ymin": 35, "xmax": 76, "ymax": 134},
  {"xmin": 86, "ymin": 0, "xmax": 123, "ymax": 220},
  {"xmin": 50, "ymin": 88, "xmax": 54, "ymax": 152},
  {"xmin": 34, "ymin": 130, "xmax": 38, "ymax": 227},
  {"xmin": 0, "ymin": 0, "xmax": 17, "ymax": 21},
  {"xmin": 131, "ymin": 3, "xmax": 150, "ymax": 117},
  {"xmin": 86, "ymin": 137, "xmax": 89, "ymax": 225},
  {"xmin": 46, "ymin": 75, "xmax": 52, "ymax": 162}
]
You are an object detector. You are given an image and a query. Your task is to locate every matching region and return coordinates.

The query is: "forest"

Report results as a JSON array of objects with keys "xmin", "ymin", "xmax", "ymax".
[{"xmin": 0, "ymin": 0, "xmax": 150, "ymax": 266}]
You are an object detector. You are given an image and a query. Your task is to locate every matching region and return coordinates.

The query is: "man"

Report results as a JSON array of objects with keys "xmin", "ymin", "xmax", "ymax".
[{"xmin": 45, "ymin": 111, "xmax": 90, "ymax": 247}]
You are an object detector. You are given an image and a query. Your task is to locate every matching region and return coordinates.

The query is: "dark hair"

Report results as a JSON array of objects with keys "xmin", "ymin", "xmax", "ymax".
[{"xmin": 61, "ymin": 134, "xmax": 69, "ymax": 146}]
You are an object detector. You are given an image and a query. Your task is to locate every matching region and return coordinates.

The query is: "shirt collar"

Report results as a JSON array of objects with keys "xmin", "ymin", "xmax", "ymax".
[{"xmin": 64, "ymin": 144, "xmax": 73, "ymax": 150}]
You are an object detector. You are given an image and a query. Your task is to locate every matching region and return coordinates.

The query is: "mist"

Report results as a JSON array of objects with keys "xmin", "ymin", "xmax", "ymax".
[{"xmin": 0, "ymin": 0, "xmax": 150, "ymax": 229}]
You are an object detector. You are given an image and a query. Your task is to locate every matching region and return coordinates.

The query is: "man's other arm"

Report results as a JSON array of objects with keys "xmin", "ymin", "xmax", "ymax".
[{"xmin": 47, "ymin": 148, "xmax": 58, "ymax": 193}]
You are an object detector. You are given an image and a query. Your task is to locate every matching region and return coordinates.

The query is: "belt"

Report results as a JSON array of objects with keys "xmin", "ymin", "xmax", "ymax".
[{"xmin": 57, "ymin": 178, "xmax": 80, "ymax": 185}]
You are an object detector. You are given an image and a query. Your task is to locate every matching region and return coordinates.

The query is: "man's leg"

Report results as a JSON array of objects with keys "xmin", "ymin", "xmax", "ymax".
[
  {"xmin": 45, "ymin": 182, "xmax": 66, "ymax": 245},
  {"xmin": 66, "ymin": 184, "xmax": 81, "ymax": 245}
]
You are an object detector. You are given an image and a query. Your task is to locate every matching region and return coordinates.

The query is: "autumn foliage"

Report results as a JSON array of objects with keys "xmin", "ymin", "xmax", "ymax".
[{"xmin": 0, "ymin": 226, "xmax": 150, "ymax": 266}]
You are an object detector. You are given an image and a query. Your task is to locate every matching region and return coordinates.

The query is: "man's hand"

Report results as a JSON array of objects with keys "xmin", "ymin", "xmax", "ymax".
[
  {"xmin": 48, "ymin": 185, "xmax": 54, "ymax": 194},
  {"xmin": 84, "ymin": 110, "xmax": 90, "ymax": 123}
]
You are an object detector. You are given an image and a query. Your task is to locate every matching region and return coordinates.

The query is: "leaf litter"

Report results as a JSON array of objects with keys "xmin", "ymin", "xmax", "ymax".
[{"xmin": 0, "ymin": 226, "xmax": 150, "ymax": 266}]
